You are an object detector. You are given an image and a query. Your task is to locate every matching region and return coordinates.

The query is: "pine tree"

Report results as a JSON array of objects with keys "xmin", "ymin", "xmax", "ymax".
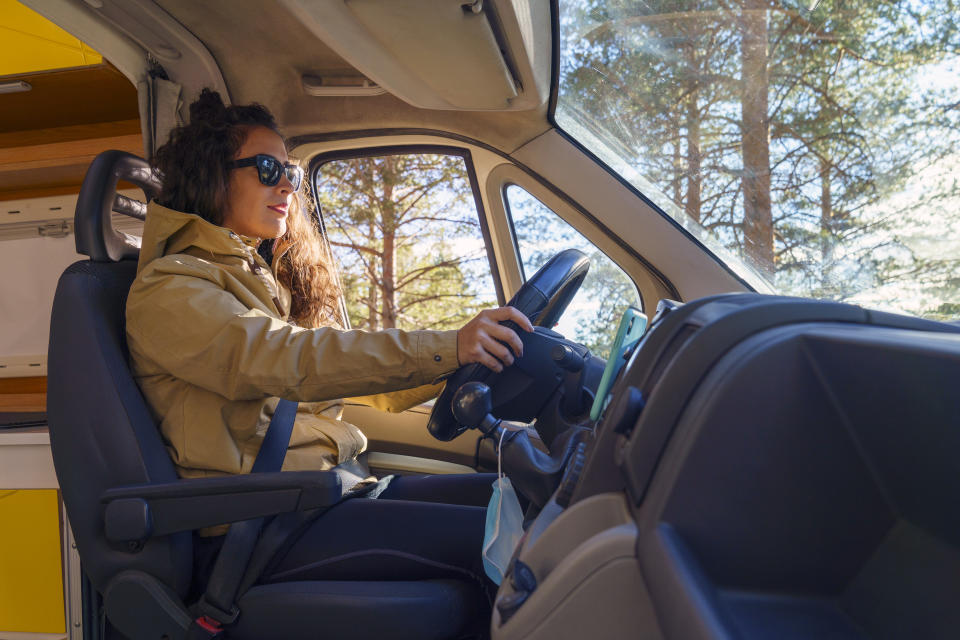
[
  {"xmin": 557, "ymin": 0, "xmax": 960, "ymax": 317},
  {"xmin": 316, "ymin": 154, "xmax": 494, "ymax": 331}
]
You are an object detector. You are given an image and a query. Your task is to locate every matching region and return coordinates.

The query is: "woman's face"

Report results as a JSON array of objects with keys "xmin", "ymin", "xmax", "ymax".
[{"xmin": 221, "ymin": 125, "xmax": 294, "ymax": 240}]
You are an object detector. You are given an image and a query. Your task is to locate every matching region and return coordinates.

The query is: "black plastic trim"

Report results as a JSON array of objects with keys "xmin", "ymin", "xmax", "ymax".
[
  {"xmin": 547, "ymin": 0, "xmax": 561, "ymax": 120},
  {"xmin": 464, "ymin": 150, "xmax": 506, "ymax": 305},
  {"xmin": 101, "ymin": 471, "xmax": 341, "ymax": 541},
  {"xmin": 502, "ymin": 184, "xmax": 529, "ymax": 282},
  {"xmin": 619, "ymin": 296, "xmax": 960, "ymax": 506}
]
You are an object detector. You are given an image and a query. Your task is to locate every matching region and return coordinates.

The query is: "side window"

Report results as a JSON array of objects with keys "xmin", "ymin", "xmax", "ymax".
[
  {"xmin": 506, "ymin": 185, "xmax": 641, "ymax": 359},
  {"xmin": 314, "ymin": 152, "xmax": 497, "ymax": 331}
]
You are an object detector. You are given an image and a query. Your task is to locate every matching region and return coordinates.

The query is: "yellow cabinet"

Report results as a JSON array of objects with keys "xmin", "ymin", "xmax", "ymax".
[
  {"xmin": 0, "ymin": 428, "xmax": 76, "ymax": 639},
  {"xmin": 0, "ymin": 488, "xmax": 66, "ymax": 634}
]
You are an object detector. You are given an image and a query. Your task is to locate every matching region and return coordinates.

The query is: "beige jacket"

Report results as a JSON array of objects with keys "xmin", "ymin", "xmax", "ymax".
[{"xmin": 126, "ymin": 202, "xmax": 458, "ymax": 480}]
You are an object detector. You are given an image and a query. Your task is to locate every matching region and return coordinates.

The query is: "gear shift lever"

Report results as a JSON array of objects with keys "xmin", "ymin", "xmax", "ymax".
[
  {"xmin": 450, "ymin": 381, "xmax": 588, "ymax": 507},
  {"xmin": 452, "ymin": 381, "xmax": 501, "ymax": 434}
]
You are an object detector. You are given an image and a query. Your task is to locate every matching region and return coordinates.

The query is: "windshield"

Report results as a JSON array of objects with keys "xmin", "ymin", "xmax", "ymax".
[{"xmin": 556, "ymin": 0, "xmax": 960, "ymax": 320}]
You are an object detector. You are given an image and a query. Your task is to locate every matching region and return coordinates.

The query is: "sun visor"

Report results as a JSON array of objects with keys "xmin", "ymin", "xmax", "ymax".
[{"xmin": 282, "ymin": 0, "xmax": 551, "ymax": 111}]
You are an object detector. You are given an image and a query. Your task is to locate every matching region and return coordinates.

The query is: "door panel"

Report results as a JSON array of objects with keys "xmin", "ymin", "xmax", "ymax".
[{"xmin": 342, "ymin": 402, "xmax": 482, "ymax": 469}]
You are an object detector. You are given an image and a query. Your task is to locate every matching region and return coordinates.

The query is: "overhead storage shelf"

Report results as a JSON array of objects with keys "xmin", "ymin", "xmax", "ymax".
[
  {"xmin": 282, "ymin": 0, "xmax": 551, "ymax": 111},
  {"xmin": 0, "ymin": 119, "xmax": 143, "ymax": 201}
]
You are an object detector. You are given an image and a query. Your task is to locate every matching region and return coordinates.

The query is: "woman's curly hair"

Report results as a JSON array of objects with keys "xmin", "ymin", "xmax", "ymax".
[{"xmin": 152, "ymin": 89, "xmax": 343, "ymax": 328}]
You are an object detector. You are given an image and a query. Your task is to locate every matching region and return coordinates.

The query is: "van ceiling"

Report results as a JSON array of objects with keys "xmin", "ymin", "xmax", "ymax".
[{"xmin": 153, "ymin": 0, "xmax": 552, "ymax": 153}]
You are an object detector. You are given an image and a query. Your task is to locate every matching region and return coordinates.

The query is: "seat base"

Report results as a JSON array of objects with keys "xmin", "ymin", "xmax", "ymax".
[{"xmin": 230, "ymin": 579, "xmax": 486, "ymax": 639}]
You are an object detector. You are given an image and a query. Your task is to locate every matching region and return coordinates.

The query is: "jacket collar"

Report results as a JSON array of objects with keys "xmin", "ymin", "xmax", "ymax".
[{"xmin": 138, "ymin": 201, "xmax": 260, "ymax": 273}]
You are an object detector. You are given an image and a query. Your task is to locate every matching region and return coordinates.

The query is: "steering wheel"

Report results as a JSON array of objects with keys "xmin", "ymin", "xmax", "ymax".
[{"xmin": 427, "ymin": 248, "xmax": 590, "ymax": 441}]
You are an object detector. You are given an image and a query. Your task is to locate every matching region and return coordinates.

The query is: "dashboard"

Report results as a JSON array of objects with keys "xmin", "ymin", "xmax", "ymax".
[{"xmin": 491, "ymin": 293, "xmax": 960, "ymax": 639}]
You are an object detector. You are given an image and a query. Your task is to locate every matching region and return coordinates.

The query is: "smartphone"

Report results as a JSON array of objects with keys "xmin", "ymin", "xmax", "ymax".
[{"xmin": 589, "ymin": 307, "xmax": 648, "ymax": 422}]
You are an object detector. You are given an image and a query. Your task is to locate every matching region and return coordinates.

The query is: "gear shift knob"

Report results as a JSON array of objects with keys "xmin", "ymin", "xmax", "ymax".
[{"xmin": 452, "ymin": 382, "xmax": 499, "ymax": 433}]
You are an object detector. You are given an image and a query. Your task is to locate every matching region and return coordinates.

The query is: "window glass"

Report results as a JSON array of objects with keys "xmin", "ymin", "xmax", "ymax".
[
  {"xmin": 314, "ymin": 153, "xmax": 497, "ymax": 331},
  {"xmin": 556, "ymin": 0, "xmax": 960, "ymax": 320},
  {"xmin": 506, "ymin": 184, "xmax": 641, "ymax": 359}
]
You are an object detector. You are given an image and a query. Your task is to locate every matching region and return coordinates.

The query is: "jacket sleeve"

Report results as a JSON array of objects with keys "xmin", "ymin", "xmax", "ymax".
[
  {"xmin": 345, "ymin": 381, "xmax": 446, "ymax": 414},
  {"xmin": 126, "ymin": 260, "xmax": 459, "ymax": 402}
]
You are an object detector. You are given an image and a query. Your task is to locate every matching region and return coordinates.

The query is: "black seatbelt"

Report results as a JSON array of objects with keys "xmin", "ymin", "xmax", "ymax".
[{"xmin": 191, "ymin": 398, "xmax": 299, "ymax": 638}]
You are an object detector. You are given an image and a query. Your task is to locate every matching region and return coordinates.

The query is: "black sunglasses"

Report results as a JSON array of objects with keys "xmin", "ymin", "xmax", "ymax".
[{"xmin": 230, "ymin": 154, "xmax": 303, "ymax": 190}]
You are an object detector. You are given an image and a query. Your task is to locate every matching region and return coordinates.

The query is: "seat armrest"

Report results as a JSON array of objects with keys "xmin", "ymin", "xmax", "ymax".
[{"xmin": 101, "ymin": 470, "xmax": 341, "ymax": 543}]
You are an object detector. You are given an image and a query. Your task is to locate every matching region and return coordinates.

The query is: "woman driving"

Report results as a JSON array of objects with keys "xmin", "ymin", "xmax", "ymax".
[{"xmin": 125, "ymin": 89, "xmax": 531, "ymax": 603}]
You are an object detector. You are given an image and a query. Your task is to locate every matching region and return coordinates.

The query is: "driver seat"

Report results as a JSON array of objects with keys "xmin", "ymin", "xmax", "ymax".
[{"xmin": 47, "ymin": 150, "xmax": 484, "ymax": 639}]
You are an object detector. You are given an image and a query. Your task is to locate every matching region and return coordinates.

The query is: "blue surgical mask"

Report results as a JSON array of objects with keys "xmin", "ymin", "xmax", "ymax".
[{"xmin": 482, "ymin": 429, "xmax": 525, "ymax": 585}]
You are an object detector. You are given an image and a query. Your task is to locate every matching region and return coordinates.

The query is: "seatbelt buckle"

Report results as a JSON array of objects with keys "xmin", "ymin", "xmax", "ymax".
[
  {"xmin": 188, "ymin": 615, "xmax": 225, "ymax": 639},
  {"xmin": 197, "ymin": 594, "xmax": 240, "ymax": 626}
]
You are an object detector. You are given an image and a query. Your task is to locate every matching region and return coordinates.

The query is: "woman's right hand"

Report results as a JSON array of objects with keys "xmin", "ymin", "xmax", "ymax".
[{"xmin": 456, "ymin": 306, "xmax": 534, "ymax": 373}]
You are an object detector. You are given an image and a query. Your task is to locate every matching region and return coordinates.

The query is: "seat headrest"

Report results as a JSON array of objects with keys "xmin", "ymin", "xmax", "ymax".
[{"xmin": 75, "ymin": 150, "xmax": 161, "ymax": 262}]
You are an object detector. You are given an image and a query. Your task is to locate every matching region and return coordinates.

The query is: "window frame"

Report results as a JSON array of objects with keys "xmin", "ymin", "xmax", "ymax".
[
  {"xmin": 292, "ymin": 129, "xmax": 682, "ymax": 307},
  {"xmin": 308, "ymin": 144, "xmax": 507, "ymax": 331},
  {"xmin": 483, "ymin": 157, "xmax": 678, "ymax": 306},
  {"xmin": 502, "ymin": 179, "xmax": 645, "ymax": 312}
]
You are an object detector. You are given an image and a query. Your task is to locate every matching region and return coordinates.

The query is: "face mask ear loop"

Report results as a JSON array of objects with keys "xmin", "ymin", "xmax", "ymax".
[
  {"xmin": 493, "ymin": 426, "xmax": 509, "ymax": 550},
  {"xmin": 484, "ymin": 426, "xmax": 511, "ymax": 574},
  {"xmin": 497, "ymin": 427, "xmax": 507, "ymax": 480}
]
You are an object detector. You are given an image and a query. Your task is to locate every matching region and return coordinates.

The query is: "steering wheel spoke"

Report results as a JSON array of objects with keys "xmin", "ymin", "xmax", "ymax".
[{"xmin": 427, "ymin": 249, "xmax": 590, "ymax": 441}]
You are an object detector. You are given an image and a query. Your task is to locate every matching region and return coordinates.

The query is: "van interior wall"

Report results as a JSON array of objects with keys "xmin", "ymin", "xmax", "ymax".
[
  {"xmin": 1, "ymin": 234, "xmax": 79, "ymax": 360},
  {"xmin": 0, "ymin": 191, "xmax": 143, "ymax": 388},
  {"xmin": 0, "ymin": 226, "xmax": 76, "ymax": 412}
]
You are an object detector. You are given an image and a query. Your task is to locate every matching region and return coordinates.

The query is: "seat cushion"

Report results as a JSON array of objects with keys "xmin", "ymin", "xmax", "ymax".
[{"xmin": 230, "ymin": 579, "xmax": 485, "ymax": 639}]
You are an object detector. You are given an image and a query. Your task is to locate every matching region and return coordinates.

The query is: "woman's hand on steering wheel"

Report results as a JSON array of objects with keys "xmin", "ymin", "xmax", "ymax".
[{"xmin": 456, "ymin": 307, "xmax": 534, "ymax": 373}]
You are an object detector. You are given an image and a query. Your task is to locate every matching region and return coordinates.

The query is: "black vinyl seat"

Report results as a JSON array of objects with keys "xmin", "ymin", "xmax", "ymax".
[{"xmin": 47, "ymin": 150, "xmax": 482, "ymax": 640}]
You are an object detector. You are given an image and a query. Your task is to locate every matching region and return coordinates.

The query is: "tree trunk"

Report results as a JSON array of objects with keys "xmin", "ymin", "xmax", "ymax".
[
  {"xmin": 366, "ymin": 283, "xmax": 379, "ymax": 330},
  {"xmin": 366, "ymin": 219, "xmax": 379, "ymax": 330},
  {"xmin": 382, "ymin": 231, "xmax": 396, "ymax": 328},
  {"xmin": 740, "ymin": 0, "xmax": 774, "ymax": 275},
  {"xmin": 672, "ymin": 116, "xmax": 683, "ymax": 205},
  {"xmin": 684, "ymin": 37, "xmax": 702, "ymax": 223},
  {"xmin": 820, "ymin": 156, "xmax": 833, "ymax": 290},
  {"xmin": 380, "ymin": 157, "xmax": 398, "ymax": 329}
]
